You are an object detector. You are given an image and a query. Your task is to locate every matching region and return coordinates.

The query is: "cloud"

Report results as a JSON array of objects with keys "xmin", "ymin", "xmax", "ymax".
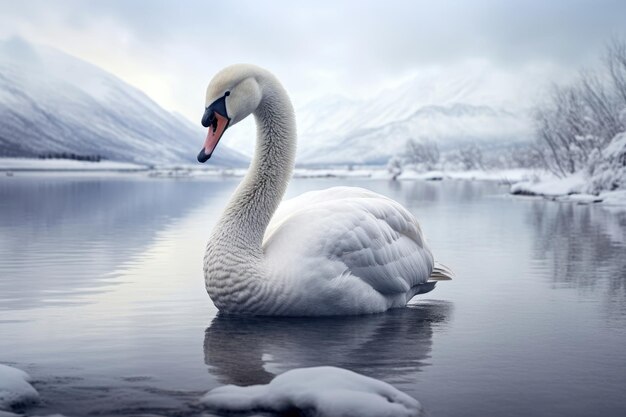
[{"xmin": 0, "ymin": 0, "xmax": 625, "ymax": 123}]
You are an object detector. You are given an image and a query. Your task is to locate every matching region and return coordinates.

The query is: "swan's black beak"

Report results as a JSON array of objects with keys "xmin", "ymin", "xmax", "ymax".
[
  {"xmin": 198, "ymin": 93, "xmax": 231, "ymax": 163},
  {"xmin": 197, "ymin": 148, "xmax": 212, "ymax": 163}
]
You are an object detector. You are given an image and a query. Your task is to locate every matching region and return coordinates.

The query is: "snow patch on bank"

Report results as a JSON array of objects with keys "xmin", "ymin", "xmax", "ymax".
[
  {"xmin": 201, "ymin": 366, "xmax": 423, "ymax": 417},
  {"xmin": 599, "ymin": 190, "xmax": 626, "ymax": 205},
  {"xmin": 510, "ymin": 172, "xmax": 626, "ymax": 207},
  {"xmin": 0, "ymin": 364, "xmax": 39, "ymax": 411},
  {"xmin": 510, "ymin": 172, "xmax": 586, "ymax": 196}
]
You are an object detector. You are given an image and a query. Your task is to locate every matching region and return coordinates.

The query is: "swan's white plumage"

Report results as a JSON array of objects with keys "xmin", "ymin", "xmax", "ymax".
[
  {"xmin": 264, "ymin": 187, "xmax": 433, "ymax": 297},
  {"xmin": 202, "ymin": 64, "xmax": 449, "ymax": 316}
]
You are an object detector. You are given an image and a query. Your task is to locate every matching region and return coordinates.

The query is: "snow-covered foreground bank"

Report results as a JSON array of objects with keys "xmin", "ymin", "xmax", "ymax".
[
  {"xmin": 201, "ymin": 366, "xmax": 423, "ymax": 417},
  {"xmin": 0, "ymin": 365, "xmax": 38, "ymax": 411},
  {"xmin": 0, "ymin": 363, "xmax": 421, "ymax": 416}
]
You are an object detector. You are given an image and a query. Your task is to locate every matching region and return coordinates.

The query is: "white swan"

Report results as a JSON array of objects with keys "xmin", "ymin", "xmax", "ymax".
[{"xmin": 198, "ymin": 64, "xmax": 452, "ymax": 316}]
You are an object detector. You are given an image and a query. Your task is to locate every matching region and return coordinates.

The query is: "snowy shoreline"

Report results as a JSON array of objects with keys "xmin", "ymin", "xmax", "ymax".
[
  {"xmin": 0, "ymin": 158, "xmax": 535, "ymax": 180},
  {"xmin": 509, "ymin": 172, "xmax": 626, "ymax": 207},
  {"xmin": 0, "ymin": 158, "xmax": 149, "ymax": 172},
  {"xmin": 3, "ymin": 158, "xmax": 625, "ymax": 207}
]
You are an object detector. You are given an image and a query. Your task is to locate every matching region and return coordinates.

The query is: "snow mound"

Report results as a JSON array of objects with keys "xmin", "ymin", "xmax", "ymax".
[
  {"xmin": 509, "ymin": 173, "xmax": 626, "ymax": 207},
  {"xmin": 200, "ymin": 366, "xmax": 423, "ymax": 417},
  {"xmin": 0, "ymin": 364, "xmax": 39, "ymax": 411},
  {"xmin": 600, "ymin": 190, "xmax": 626, "ymax": 205},
  {"xmin": 510, "ymin": 173, "xmax": 585, "ymax": 196},
  {"xmin": 559, "ymin": 194, "xmax": 603, "ymax": 204}
]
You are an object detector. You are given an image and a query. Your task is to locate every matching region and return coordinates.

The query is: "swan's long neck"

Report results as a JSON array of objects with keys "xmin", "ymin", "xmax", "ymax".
[
  {"xmin": 204, "ymin": 76, "xmax": 296, "ymax": 313},
  {"xmin": 223, "ymin": 84, "xmax": 296, "ymax": 249}
]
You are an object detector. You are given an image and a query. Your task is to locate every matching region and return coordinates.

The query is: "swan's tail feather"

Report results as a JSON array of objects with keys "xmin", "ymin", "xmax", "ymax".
[{"xmin": 429, "ymin": 262, "xmax": 454, "ymax": 281}]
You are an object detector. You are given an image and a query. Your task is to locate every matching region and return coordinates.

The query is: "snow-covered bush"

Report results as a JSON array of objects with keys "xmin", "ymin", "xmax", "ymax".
[
  {"xmin": 386, "ymin": 156, "xmax": 403, "ymax": 179},
  {"xmin": 446, "ymin": 144, "xmax": 484, "ymax": 170},
  {"xmin": 388, "ymin": 141, "xmax": 543, "ymax": 174},
  {"xmin": 402, "ymin": 138, "xmax": 440, "ymax": 171},
  {"xmin": 533, "ymin": 79, "xmax": 621, "ymax": 177},
  {"xmin": 587, "ymin": 132, "xmax": 626, "ymax": 193},
  {"xmin": 532, "ymin": 38, "xmax": 626, "ymax": 192}
]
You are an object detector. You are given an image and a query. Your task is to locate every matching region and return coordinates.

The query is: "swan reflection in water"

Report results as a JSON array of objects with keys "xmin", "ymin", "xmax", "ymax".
[{"xmin": 203, "ymin": 300, "xmax": 453, "ymax": 387}]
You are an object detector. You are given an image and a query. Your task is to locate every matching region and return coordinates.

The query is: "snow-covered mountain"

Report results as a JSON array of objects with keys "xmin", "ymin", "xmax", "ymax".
[
  {"xmin": 297, "ymin": 67, "xmax": 533, "ymax": 165},
  {"xmin": 0, "ymin": 37, "xmax": 248, "ymax": 167},
  {"xmin": 297, "ymin": 102, "xmax": 531, "ymax": 165},
  {"xmin": 227, "ymin": 64, "xmax": 535, "ymax": 165}
]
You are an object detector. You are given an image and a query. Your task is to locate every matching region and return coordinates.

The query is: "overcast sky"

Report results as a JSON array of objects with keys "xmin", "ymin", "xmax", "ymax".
[{"xmin": 1, "ymin": 0, "xmax": 625, "ymax": 123}]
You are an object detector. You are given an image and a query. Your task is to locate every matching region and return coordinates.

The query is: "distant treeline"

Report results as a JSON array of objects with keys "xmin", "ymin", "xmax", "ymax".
[
  {"xmin": 38, "ymin": 153, "xmax": 105, "ymax": 162},
  {"xmin": 390, "ymin": 139, "xmax": 544, "ymax": 174}
]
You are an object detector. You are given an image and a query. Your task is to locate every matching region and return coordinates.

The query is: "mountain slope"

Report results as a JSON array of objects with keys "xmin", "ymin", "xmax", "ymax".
[
  {"xmin": 298, "ymin": 103, "xmax": 531, "ymax": 165},
  {"xmin": 225, "ymin": 64, "xmax": 534, "ymax": 165},
  {"xmin": 295, "ymin": 67, "xmax": 533, "ymax": 165},
  {"xmin": 0, "ymin": 37, "xmax": 248, "ymax": 167}
]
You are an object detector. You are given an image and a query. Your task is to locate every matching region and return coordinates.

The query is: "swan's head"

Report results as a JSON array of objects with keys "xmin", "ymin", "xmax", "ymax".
[{"xmin": 198, "ymin": 64, "xmax": 263, "ymax": 163}]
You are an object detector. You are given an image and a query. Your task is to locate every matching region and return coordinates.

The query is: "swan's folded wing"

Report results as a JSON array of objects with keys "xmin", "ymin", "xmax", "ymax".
[
  {"xmin": 264, "ymin": 188, "xmax": 434, "ymax": 296},
  {"xmin": 265, "ymin": 187, "xmax": 383, "ymax": 241},
  {"xmin": 325, "ymin": 198, "xmax": 434, "ymax": 295}
]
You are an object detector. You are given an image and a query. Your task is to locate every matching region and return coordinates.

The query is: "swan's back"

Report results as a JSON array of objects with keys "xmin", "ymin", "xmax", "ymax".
[{"xmin": 262, "ymin": 187, "xmax": 434, "ymax": 314}]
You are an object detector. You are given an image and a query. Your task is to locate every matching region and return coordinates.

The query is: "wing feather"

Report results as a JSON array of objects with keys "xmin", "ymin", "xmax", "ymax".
[{"xmin": 263, "ymin": 187, "xmax": 434, "ymax": 296}]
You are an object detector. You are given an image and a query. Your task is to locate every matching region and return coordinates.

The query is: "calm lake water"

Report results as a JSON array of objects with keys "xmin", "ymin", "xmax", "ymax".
[{"xmin": 1, "ymin": 174, "xmax": 625, "ymax": 417}]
